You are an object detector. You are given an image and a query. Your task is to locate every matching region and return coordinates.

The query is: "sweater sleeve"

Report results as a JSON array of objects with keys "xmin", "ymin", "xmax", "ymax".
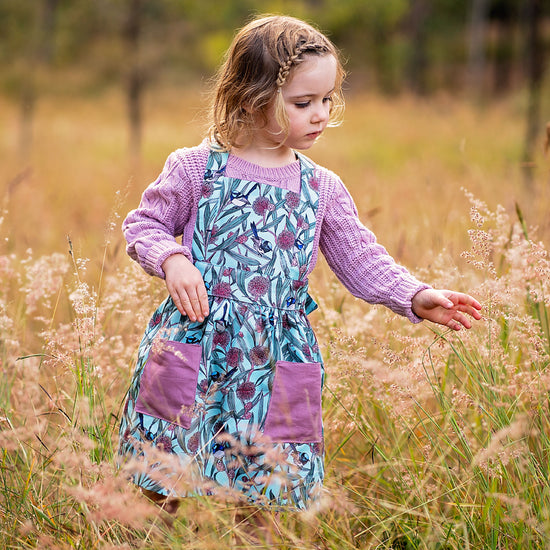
[
  {"xmin": 319, "ymin": 176, "xmax": 430, "ymax": 323},
  {"xmin": 122, "ymin": 151, "xmax": 195, "ymax": 279}
]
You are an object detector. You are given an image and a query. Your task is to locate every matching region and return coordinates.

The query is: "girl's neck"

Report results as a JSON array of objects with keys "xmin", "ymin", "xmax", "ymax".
[{"xmin": 230, "ymin": 144, "xmax": 297, "ymax": 168}]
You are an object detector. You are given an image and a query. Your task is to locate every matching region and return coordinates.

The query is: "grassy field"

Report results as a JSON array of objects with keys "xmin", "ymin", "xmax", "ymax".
[{"xmin": 1, "ymin": 85, "xmax": 550, "ymax": 548}]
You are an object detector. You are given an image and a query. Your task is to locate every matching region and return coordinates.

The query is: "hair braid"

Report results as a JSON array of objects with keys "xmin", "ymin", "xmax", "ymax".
[
  {"xmin": 208, "ymin": 15, "xmax": 345, "ymax": 150},
  {"xmin": 276, "ymin": 42, "xmax": 329, "ymax": 88}
]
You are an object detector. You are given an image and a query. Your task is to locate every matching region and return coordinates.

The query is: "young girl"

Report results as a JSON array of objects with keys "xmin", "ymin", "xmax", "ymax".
[{"xmin": 118, "ymin": 14, "xmax": 481, "ymax": 520}]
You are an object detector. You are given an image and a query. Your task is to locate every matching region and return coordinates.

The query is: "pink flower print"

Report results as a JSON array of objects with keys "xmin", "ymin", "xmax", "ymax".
[
  {"xmin": 292, "ymin": 279, "xmax": 306, "ymax": 291},
  {"xmin": 242, "ymin": 401, "xmax": 253, "ymax": 419},
  {"xmin": 122, "ymin": 426, "xmax": 131, "ymax": 441},
  {"xmin": 236, "ymin": 234, "xmax": 248, "ymax": 244},
  {"xmin": 201, "ymin": 181, "xmax": 213, "ymax": 198},
  {"xmin": 210, "ymin": 225, "xmax": 219, "ymax": 238},
  {"xmin": 282, "ymin": 314, "xmax": 291, "ymax": 330},
  {"xmin": 213, "ymin": 331, "xmax": 230, "ymax": 348},
  {"xmin": 277, "ymin": 230, "xmax": 295, "ymax": 250},
  {"xmin": 236, "ymin": 381, "xmax": 256, "ymax": 402},
  {"xmin": 223, "ymin": 267, "xmax": 233, "ymax": 277},
  {"xmin": 309, "ymin": 176, "xmax": 319, "ymax": 191},
  {"xmin": 238, "ymin": 304, "xmax": 248, "ymax": 315},
  {"xmin": 302, "ymin": 343, "xmax": 312, "ymax": 360},
  {"xmin": 226, "ymin": 347, "xmax": 243, "ymax": 367},
  {"xmin": 247, "ymin": 275, "xmax": 269, "ymax": 299},
  {"xmin": 187, "ymin": 433, "xmax": 199, "ymax": 454},
  {"xmin": 212, "ymin": 282, "xmax": 232, "ymax": 299},
  {"xmin": 296, "ymin": 216, "xmax": 309, "ymax": 230},
  {"xmin": 156, "ymin": 435, "xmax": 173, "ymax": 453},
  {"xmin": 149, "ymin": 312, "xmax": 162, "ymax": 328},
  {"xmin": 285, "ymin": 191, "xmax": 300, "ymax": 210},
  {"xmin": 312, "ymin": 440, "xmax": 324, "ymax": 455},
  {"xmin": 252, "ymin": 196, "xmax": 271, "ymax": 215},
  {"xmin": 198, "ymin": 379, "xmax": 209, "ymax": 397},
  {"xmin": 250, "ymin": 345, "xmax": 269, "ymax": 366},
  {"xmin": 255, "ymin": 317, "xmax": 266, "ymax": 333}
]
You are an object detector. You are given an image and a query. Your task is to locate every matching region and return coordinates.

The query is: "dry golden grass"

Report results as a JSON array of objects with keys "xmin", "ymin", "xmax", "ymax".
[{"xmin": 1, "ymin": 85, "xmax": 550, "ymax": 549}]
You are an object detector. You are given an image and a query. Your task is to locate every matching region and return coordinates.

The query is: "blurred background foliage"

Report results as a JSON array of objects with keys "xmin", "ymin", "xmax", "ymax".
[
  {"xmin": 0, "ymin": 0, "xmax": 549, "ymax": 260},
  {"xmin": 1, "ymin": 0, "xmax": 548, "ymax": 154}
]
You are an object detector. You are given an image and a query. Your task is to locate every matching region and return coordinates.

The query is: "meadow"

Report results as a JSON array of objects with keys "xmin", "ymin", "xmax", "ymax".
[{"xmin": 1, "ymin": 84, "xmax": 550, "ymax": 549}]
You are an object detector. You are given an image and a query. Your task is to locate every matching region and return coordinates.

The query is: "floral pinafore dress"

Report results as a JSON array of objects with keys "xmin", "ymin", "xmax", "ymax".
[{"xmin": 118, "ymin": 148, "xmax": 325, "ymax": 509}]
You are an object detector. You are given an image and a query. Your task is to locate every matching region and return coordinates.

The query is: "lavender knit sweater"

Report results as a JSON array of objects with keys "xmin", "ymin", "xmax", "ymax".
[{"xmin": 123, "ymin": 140, "xmax": 430, "ymax": 323}]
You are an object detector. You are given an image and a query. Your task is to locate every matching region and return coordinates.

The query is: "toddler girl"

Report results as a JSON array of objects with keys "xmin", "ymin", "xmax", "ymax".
[{"xmin": 118, "ymin": 14, "xmax": 481, "ymax": 523}]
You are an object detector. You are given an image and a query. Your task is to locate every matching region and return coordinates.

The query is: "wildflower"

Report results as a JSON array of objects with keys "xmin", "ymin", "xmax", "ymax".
[
  {"xmin": 226, "ymin": 347, "xmax": 243, "ymax": 367},
  {"xmin": 212, "ymin": 282, "xmax": 232, "ymax": 299},
  {"xmin": 236, "ymin": 381, "xmax": 256, "ymax": 402},
  {"xmin": 187, "ymin": 433, "xmax": 199, "ymax": 454},
  {"xmin": 252, "ymin": 196, "xmax": 271, "ymax": 215},
  {"xmin": 213, "ymin": 331, "xmax": 230, "ymax": 349},
  {"xmin": 156, "ymin": 435, "xmax": 173, "ymax": 453},
  {"xmin": 247, "ymin": 276, "xmax": 269, "ymax": 299},
  {"xmin": 249, "ymin": 345, "xmax": 269, "ymax": 366},
  {"xmin": 277, "ymin": 230, "xmax": 295, "ymax": 250},
  {"xmin": 285, "ymin": 191, "xmax": 300, "ymax": 210}
]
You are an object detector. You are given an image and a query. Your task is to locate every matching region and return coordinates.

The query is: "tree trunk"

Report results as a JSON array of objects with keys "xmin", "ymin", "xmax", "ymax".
[
  {"xmin": 404, "ymin": 0, "xmax": 431, "ymax": 95},
  {"xmin": 125, "ymin": 0, "xmax": 143, "ymax": 161},
  {"xmin": 521, "ymin": 0, "xmax": 545, "ymax": 188},
  {"xmin": 467, "ymin": 0, "xmax": 489, "ymax": 100},
  {"xmin": 19, "ymin": 0, "xmax": 58, "ymax": 159}
]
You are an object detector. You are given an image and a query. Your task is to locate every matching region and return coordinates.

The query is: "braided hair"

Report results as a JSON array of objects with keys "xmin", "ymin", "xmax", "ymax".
[{"xmin": 208, "ymin": 15, "xmax": 345, "ymax": 150}]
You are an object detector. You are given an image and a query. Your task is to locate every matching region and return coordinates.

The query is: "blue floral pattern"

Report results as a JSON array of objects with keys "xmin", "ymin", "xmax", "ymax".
[{"xmin": 118, "ymin": 149, "xmax": 325, "ymax": 509}]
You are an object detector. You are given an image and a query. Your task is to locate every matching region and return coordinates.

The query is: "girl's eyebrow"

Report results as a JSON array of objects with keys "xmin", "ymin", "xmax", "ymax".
[{"xmin": 287, "ymin": 88, "xmax": 335, "ymax": 101}]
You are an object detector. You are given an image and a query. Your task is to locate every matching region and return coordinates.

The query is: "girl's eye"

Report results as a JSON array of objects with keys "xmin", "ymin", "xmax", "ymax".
[
  {"xmin": 323, "ymin": 96, "xmax": 333, "ymax": 103},
  {"xmin": 295, "ymin": 102, "xmax": 310, "ymax": 109}
]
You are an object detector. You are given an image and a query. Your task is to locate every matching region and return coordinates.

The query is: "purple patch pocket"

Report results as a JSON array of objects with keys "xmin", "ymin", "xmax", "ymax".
[
  {"xmin": 135, "ymin": 341, "xmax": 201, "ymax": 429},
  {"xmin": 263, "ymin": 360, "xmax": 323, "ymax": 443}
]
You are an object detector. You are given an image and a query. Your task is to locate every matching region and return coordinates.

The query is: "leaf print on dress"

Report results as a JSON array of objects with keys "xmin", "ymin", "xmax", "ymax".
[{"xmin": 118, "ymin": 148, "xmax": 324, "ymax": 509}]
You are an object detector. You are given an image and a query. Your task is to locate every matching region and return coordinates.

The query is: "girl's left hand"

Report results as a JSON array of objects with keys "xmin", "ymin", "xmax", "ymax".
[{"xmin": 412, "ymin": 288, "xmax": 482, "ymax": 331}]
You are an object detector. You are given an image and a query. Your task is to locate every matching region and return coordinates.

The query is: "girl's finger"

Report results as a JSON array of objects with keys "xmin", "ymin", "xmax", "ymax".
[
  {"xmin": 197, "ymin": 286, "xmax": 209, "ymax": 318},
  {"xmin": 177, "ymin": 290, "xmax": 198, "ymax": 322}
]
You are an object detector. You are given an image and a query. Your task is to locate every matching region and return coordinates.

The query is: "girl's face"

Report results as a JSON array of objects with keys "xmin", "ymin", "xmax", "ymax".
[{"xmin": 263, "ymin": 54, "xmax": 338, "ymax": 152}]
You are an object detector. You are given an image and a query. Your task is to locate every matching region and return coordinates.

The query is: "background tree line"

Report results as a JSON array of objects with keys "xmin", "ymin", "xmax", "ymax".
[{"xmin": 0, "ymin": 0, "xmax": 548, "ymax": 178}]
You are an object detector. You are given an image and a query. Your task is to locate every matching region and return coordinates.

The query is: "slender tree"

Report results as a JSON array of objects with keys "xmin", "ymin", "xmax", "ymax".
[
  {"xmin": 124, "ymin": 0, "xmax": 143, "ymax": 161},
  {"xmin": 521, "ymin": 0, "xmax": 545, "ymax": 188},
  {"xmin": 467, "ymin": 0, "xmax": 489, "ymax": 100}
]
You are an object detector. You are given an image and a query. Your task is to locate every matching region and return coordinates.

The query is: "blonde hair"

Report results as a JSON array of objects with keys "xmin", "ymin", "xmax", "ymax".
[{"xmin": 208, "ymin": 14, "xmax": 346, "ymax": 150}]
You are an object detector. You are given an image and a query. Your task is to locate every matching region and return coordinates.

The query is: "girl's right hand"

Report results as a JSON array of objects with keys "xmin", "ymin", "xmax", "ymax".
[{"xmin": 161, "ymin": 254, "xmax": 209, "ymax": 323}]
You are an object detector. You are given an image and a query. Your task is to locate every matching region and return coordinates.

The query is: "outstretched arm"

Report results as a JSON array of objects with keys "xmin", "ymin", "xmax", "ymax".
[{"xmin": 411, "ymin": 289, "xmax": 482, "ymax": 331}]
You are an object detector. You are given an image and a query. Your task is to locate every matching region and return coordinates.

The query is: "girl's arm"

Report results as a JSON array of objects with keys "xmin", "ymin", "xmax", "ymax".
[
  {"xmin": 319, "ymin": 177, "xmax": 480, "ymax": 327},
  {"xmin": 123, "ymin": 151, "xmax": 195, "ymax": 278},
  {"xmin": 411, "ymin": 288, "xmax": 481, "ymax": 331},
  {"xmin": 123, "ymin": 149, "xmax": 210, "ymax": 321}
]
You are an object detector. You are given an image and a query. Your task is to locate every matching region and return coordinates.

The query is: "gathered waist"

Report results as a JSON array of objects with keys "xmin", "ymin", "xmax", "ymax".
[{"xmin": 194, "ymin": 260, "xmax": 317, "ymax": 314}]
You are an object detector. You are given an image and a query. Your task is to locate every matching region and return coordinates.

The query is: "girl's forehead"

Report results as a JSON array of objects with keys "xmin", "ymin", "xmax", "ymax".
[{"xmin": 283, "ymin": 54, "xmax": 337, "ymax": 95}]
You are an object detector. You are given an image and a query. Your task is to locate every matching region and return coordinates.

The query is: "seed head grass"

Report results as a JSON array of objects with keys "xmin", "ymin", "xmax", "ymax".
[{"xmin": 1, "ymin": 87, "xmax": 550, "ymax": 548}]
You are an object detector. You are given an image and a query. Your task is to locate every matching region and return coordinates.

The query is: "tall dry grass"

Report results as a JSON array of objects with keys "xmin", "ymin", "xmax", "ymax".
[{"xmin": 1, "ymin": 85, "xmax": 550, "ymax": 548}]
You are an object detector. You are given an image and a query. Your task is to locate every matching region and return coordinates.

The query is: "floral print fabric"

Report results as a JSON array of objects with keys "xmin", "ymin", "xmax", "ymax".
[{"xmin": 118, "ymin": 149, "xmax": 325, "ymax": 509}]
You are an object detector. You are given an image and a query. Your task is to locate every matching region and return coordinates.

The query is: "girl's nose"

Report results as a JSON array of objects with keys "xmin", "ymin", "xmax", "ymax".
[{"xmin": 311, "ymin": 101, "xmax": 329, "ymax": 124}]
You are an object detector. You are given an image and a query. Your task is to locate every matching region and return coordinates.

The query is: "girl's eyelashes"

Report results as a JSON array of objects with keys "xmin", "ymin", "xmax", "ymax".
[{"xmin": 294, "ymin": 97, "xmax": 333, "ymax": 109}]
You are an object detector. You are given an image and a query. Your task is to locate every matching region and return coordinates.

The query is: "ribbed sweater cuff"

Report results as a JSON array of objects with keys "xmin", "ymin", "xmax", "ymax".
[
  {"xmin": 145, "ymin": 242, "xmax": 193, "ymax": 279},
  {"xmin": 392, "ymin": 281, "xmax": 431, "ymax": 323}
]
